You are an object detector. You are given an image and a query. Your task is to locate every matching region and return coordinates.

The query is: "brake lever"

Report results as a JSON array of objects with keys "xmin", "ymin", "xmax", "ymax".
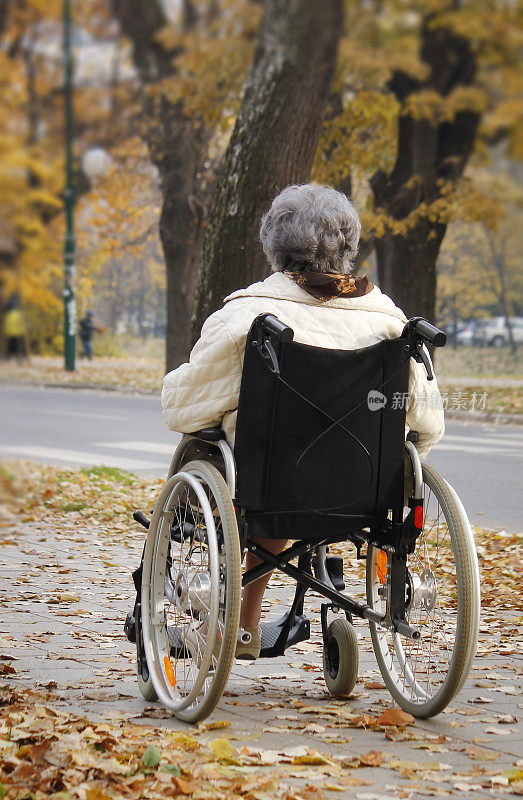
[
  {"xmin": 414, "ymin": 342, "xmax": 433, "ymax": 381},
  {"xmin": 262, "ymin": 337, "xmax": 280, "ymax": 374},
  {"xmin": 254, "ymin": 332, "xmax": 281, "ymax": 375}
]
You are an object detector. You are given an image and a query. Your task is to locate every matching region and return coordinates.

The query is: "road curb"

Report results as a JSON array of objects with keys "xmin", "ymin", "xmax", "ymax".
[
  {"xmin": 444, "ymin": 409, "xmax": 523, "ymax": 425},
  {"xmin": 0, "ymin": 379, "xmax": 157, "ymax": 396}
]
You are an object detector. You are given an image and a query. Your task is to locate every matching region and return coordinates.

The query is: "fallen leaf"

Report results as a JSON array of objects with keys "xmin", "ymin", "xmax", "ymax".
[
  {"xmin": 141, "ymin": 744, "xmax": 161, "ymax": 768},
  {"xmin": 465, "ymin": 746, "xmax": 500, "ymax": 761},
  {"xmin": 46, "ymin": 593, "xmax": 80, "ymax": 603},
  {"xmin": 172, "ymin": 776, "xmax": 199, "ymax": 795},
  {"xmin": 201, "ymin": 720, "xmax": 231, "ymax": 731},
  {"xmin": 503, "ymin": 769, "xmax": 523, "ymax": 783},
  {"xmin": 359, "ymin": 750, "xmax": 385, "ymax": 767},
  {"xmin": 159, "ymin": 764, "xmax": 181, "ymax": 776},
  {"xmin": 292, "ymin": 749, "xmax": 336, "ymax": 766},
  {"xmin": 210, "ymin": 738, "xmax": 240, "ymax": 765},
  {"xmin": 376, "ymin": 708, "xmax": 415, "ymax": 727}
]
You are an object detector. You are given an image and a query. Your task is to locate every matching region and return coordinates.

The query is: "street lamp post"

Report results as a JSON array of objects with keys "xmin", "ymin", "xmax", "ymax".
[{"xmin": 63, "ymin": 0, "xmax": 76, "ymax": 371}]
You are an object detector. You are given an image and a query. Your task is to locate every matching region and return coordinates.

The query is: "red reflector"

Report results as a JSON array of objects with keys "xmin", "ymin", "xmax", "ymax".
[{"xmin": 414, "ymin": 505, "xmax": 423, "ymax": 528}]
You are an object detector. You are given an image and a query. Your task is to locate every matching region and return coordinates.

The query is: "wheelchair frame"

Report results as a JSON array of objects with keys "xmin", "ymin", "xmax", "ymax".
[{"xmin": 166, "ymin": 430, "xmax": 425, "ymax": 660}]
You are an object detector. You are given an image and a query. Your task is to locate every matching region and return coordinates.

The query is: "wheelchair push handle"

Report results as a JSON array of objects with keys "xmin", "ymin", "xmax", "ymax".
[
  {"xmin": 403, "ymin": 317, "xmax": 447, "ymax": 347},
  {"xmin": 407, "ymin": 317, "xmax": 447, "ymax": 348},
  {"xmin": 258, "ymin": 314, "xmax": 294, "ymax": 342}
]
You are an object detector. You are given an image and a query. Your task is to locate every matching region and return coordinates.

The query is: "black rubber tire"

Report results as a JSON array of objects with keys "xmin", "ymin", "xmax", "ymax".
[
  {"xmin": 366, "ymin": 463, "xmax": 480, "ymax": 718},
  {"xmin": 322, "ymin": 617, "xmax": 359, "ymax": 697},
  {"xmin": 141, "ymin": 461, "xmax": 241, "ymax": 723}
]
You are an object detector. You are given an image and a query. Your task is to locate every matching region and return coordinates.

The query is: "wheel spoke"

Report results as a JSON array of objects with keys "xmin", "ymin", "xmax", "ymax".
[
  {"xmin": 140, "ymin": 461, "xmax": 241, "ymax": 722},
  {"xmin": 366, "ymin": 463, "xmax": 479, "ymax": 716}
]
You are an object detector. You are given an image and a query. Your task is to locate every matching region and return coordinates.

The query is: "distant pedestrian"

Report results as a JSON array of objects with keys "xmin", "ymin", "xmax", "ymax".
[
  {"xmin": 3, "ymin": 293, "xmax": 27, "ymax": 362},
  {"xmin": 79, "ymin": 310, "xmax": 102, "ymax": 360}
]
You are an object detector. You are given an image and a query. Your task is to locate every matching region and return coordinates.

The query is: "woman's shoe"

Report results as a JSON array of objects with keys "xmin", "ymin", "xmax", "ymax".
[
  {"xmin": 236, "ymin": 626, "xmax": 261, "ymax": 660},
  {"xmin": 183, "ymin": 624, "xmax": 261, "ymax": 664}
]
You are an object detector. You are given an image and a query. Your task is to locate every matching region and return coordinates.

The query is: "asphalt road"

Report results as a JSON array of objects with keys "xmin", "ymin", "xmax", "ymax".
[{"xmin": 0, "ymin": 383, "xmax": 521, "ymax": 533}]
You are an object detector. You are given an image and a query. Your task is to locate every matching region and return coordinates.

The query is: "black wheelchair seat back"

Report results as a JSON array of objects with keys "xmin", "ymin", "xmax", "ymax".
[{"xmin": 234, "ymin": 315, "xmax": 410, "ymax": 539}]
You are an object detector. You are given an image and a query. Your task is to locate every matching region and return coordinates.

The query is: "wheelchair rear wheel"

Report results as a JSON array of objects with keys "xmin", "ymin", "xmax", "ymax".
[
  {"xmin": 366, "ymin": 463, "xmax": 480, "ymax": 718},
  {"xmin": 140, "ymin": 461, "xmax": 241, "ymax": 723}
]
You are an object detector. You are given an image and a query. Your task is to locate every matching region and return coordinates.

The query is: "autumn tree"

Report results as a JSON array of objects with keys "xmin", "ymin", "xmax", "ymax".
[
  {"xmin": 314, "ymin": 0, "xmax": 523, "ymax": 324},
  {"xmin": 436, "ymin": 224, "xmax": 490, "ymax": 346},
  {"xmin": 79, "ymin": 138, "xmax": 167, "ymax": 336},
  {"xmin": 0, "ymin": 0, "xmax": 65, "ymax": 353},
  {"xmin": 192, "ymin": 0, "xmax": 344, "ymax": 337},
  {"xmin": 437, "ymin": 173, "xmax": 523, "ymax": 353},
  {"xmin": 0, "ymin": 0, "xmax": 135, "ymax": 353}
]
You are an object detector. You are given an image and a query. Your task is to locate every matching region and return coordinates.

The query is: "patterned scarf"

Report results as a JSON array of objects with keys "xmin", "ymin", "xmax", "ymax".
[{"xmin": 285, "ymin": 271, "xmax": 373, "ymax": 302}]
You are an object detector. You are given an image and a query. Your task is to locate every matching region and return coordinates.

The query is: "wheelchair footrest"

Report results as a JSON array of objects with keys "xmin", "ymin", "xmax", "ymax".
[{"xmin": 259, "ymin": 612, "xmax": 310, "ymax": 658}]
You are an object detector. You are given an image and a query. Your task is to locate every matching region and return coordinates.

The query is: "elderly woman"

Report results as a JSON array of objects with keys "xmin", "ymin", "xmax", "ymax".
[{"xmin": 162, "ymin": 184, "xmax": 444, "ymax": 659}]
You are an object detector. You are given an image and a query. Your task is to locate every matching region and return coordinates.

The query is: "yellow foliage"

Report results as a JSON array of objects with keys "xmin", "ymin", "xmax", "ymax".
[
  {"xmin": 437, "ymin": 174, "xmax": 523, "ymax": 324},
  {"xmin": 313, "ymin": 91, "xmax": 399, "ymax": 186},
  {"xmin": 0, "ymin": 0, "xmax": 121, "ymax": 353},
  {"xmin": 152, "ymin": 0, "xmax": 261, "ymax": 130}
]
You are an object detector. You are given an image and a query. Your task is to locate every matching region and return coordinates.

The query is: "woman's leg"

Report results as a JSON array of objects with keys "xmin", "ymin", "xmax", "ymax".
[{"xmin": 240, "ymin": 537, "xmax": 288, "ymax": 628}]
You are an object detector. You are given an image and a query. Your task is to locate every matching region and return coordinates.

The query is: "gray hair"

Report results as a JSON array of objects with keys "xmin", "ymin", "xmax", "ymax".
[{"xmin": 260, "ymin": 184, "xmax": 361, "ymax": 275}]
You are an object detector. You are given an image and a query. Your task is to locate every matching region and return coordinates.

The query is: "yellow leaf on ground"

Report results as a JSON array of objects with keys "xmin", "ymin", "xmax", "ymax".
[
  {"xmin": 292, "ymin": 749, "xmax": 337, "ymax": 767},
  {"xmin": 201, "ymin": 720, "xmax": 231, "ymax": 731},
  {"xmin": 210, "ymin": 737, "xmax": 240, "ymax": 765}
]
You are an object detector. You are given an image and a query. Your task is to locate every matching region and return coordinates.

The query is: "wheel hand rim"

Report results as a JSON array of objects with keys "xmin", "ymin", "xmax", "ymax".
[{"xmin": 142, "ymin": 472, "xmax": 220, "ymax": 711}]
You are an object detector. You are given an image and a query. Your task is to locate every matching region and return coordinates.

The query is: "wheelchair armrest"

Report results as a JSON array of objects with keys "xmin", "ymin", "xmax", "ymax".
[{"xmin": 190, "ymin": 428, "xmax": 226, "ymax": 442}]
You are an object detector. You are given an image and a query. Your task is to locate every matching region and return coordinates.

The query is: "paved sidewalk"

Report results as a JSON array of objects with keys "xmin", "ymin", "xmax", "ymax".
[{"xmin": 1, "ymin": 515, "xmax": 522, "ymax": 799}]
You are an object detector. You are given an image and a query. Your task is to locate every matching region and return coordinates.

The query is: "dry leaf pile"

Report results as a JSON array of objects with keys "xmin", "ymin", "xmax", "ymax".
[
  {"xmin": 3, "ymin": 685, "xmax": 522, "ymax": 800},
  {"xmin": 0, "ymin": 461, "xmax": 162, "ymax": 535}
]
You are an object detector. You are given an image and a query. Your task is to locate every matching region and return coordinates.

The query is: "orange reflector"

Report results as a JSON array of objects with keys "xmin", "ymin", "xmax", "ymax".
[
  {"xmin": 414, "ymin": 505, "xmax": 423, "ymax": 529},
  {"xmin": 164, "ymin": 656, "xmax": 176, "ymax": 687},
  {"xmin": 376, "ymin": 549, "xmax": 388, "ymax": 584}
]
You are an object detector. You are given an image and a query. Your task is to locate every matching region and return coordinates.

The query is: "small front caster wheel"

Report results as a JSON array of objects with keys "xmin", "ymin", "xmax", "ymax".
[{"xmin": 323, "ymin": 617, "xmax": 359, "ymax": 696}]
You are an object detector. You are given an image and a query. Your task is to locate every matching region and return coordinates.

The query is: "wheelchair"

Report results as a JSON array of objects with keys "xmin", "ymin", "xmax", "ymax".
[{"xmin": 126, "ymin": 314, "xmax": 480, "ymax": 723}]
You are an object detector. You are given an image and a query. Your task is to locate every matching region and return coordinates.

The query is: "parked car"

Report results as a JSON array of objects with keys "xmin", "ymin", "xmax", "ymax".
[
  {"xmin": 440, "ymin": 320, "xmax": 476, "ymax": 346},
  {"xmin": 474, "ymin": 316, "xmax": 523, "ymax": 347},
  {"xmin": 455, "ymin": 322, "xmax": 475, "ymax": 346}
]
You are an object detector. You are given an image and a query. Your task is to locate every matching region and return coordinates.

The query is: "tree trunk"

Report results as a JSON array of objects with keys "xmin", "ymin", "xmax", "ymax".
[
  {"xmin": 148, "ymin": 99, "xmax": 211, "ymax": 369},
  {"xmin": 372, "ymin": 19, "xmax": 480, "ymax": 322},
  {"xmin": 192, "ymin": 0, "xmax": 344, "ymax": 339},
  {"xmin": 495, "ymin": 252, "xmax": 517, "ymax": 355},
  {"xmin": 373, "ymin": 219, "xmax": 445, "ymax": 323},
  {"xmin": 111, "ymin": 0, "xmax": 211, "ymax": 371}
]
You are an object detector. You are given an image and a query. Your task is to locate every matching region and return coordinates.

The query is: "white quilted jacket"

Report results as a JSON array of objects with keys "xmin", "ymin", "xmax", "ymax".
[{"xmin": 162, "ymin": 273, "xmax": 444, "ymax": 459}]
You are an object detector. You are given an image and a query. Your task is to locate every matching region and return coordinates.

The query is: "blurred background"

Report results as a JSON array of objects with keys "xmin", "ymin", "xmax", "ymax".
[{"xmin": 0, "ymin": 0, "xmax": 521, "ymax": 380}]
